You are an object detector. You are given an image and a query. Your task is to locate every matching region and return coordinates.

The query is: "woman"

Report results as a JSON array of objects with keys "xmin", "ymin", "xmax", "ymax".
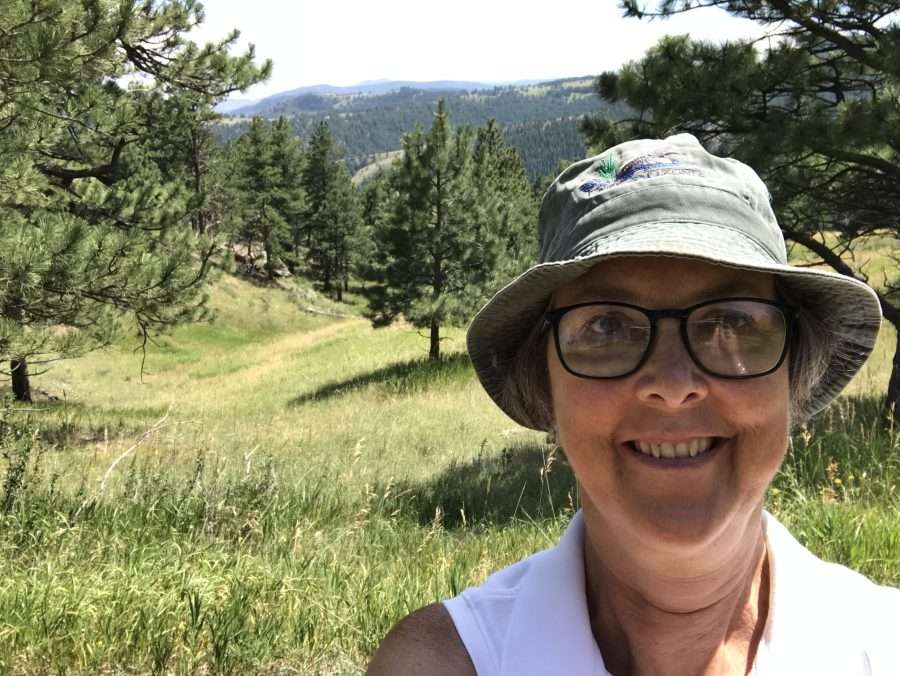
[{"xmin": 368, "ymin": 134, "xmax": 899, "ymax": 675}]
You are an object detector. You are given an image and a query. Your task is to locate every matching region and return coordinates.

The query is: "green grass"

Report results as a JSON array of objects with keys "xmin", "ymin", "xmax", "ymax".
[
  {"xmin": 787, "ymin": 230, "xmax": 900, "ymax": 292},
  {"xmin": 1, "ymin": 272, "xmax": 898, "ymax": 675}
]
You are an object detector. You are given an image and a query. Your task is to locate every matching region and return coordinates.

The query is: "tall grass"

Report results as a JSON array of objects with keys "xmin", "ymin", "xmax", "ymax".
[{"xmin": 1, "ymin": 275, "xmax": 897, "ymax": 674}]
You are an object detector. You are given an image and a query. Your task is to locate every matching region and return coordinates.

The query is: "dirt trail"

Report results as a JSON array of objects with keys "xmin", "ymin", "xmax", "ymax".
[{"xmin": 208, "ymin": 318, "xmax": 368, "ymax": 391}]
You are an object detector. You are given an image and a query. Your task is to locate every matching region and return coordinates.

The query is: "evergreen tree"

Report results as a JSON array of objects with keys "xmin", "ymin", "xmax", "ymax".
[
  {"xmin": 147, "ymin": 90, "xmax": 220, "ymax": 235},
  {"xmin": 0, "ymin": 0, "xmax": 270, "ymax": 400},
  {"xmin": 231, "ymin": 118, "xmax": 286, "ymax": 278},
  {"xmin": 268, "ymin": 117, "xmax": 308, "ymax": 274},
  {"xmin": 301, "ymin": 121, "xmax": 341, "ymax": 250},
  {"xmin": 582, "ymin": 0, "xmax": 900, "ymax": 418},
  {"xmin": 301, "ymin": 120, "xmax": 361, "ymax": 298},
  {"xmin": 356, "ymin": 171, "xmax": 391, "ymax": 295},
  {"xmin": 310, "ymin": 165, "xmax": 362, "ymax": 300},
  {"xmin": 472, "ymin": 119, "xmax": 538, "ymax": 301},
  {"xmin": 225, "ymin": 117, "xmax": 306, "ymax": 279},
  {"xmin": 364, "ymin": 102, "xmax": 536, "ymax": 360}
]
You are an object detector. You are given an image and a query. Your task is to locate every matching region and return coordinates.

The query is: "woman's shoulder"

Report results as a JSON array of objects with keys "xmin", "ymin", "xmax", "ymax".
[
  {"xmin": 366, "ymin": 602, "xmax": 476, "ymax": 676},
  {"xmin": 366, "ymin": 530, "xmax": 569, "ymax": 676},
  {"xmin": 764, "ymin": 512, "xmax": 900, "ymax": 670}
]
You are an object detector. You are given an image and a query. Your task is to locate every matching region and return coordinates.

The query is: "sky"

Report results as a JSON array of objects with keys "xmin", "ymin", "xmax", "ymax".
[{"xmin": 188, "ymin": 0, "xmax": 771, "ymax": 101}]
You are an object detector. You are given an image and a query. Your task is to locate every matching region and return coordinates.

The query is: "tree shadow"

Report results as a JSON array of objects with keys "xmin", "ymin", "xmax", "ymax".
[
  {"xmin": 389, "ymin": 441, "xmax": 578, "ymax": 529},
  {"xmin": 1, "ymin": 398, "xmax": 170, "ymax": 449},
  {"xmin": 287, "ymin": 352, "xmax": 473, "ymax": 407}
]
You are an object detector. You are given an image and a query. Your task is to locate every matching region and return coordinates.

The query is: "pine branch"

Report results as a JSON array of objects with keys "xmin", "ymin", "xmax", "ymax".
[
  {"xmin": 36, "ymin": 139, "xmax": 126, "ymax": 187},
  {"xmin": 766, "ymin": 0, "xmax": 886, "ymax": 72}
]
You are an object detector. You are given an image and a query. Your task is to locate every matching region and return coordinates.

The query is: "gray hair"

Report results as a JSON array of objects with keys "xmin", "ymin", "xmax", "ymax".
[{"xmin": 499, "ymin": 276, "xmax": 837, "ymax": 432}]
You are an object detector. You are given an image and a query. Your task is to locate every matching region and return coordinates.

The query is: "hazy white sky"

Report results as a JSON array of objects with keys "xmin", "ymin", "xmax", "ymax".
[{"xmin": 189, "ymin": 0, "xmax": 768, "ymax": 99}]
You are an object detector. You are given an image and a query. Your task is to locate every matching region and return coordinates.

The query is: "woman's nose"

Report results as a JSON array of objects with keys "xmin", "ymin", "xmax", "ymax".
[{"xmin": 634, "ymin": 320, "xmax": 709, "ymax": 409}]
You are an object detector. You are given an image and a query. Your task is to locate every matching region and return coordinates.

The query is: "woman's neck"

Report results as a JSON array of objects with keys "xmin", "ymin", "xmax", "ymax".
[{"xmin": 582, "ymin": 508, "xmax": 770, "ymax": 676}]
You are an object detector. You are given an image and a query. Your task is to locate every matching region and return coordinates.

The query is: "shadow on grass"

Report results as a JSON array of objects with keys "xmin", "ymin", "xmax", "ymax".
[
  {"xmin": 2, "ymin": 398, "xmax": 172, "ymax": 449},
  {"xmin": 288, "ymin": 352, "xmax": 473, "ymax": 407},
  {"xmin": 389, "ymin": 441, "xmax": 578, "ymax": 529}
]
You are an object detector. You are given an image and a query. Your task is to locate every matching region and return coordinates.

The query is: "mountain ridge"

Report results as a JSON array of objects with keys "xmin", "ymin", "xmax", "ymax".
[
  {"xmin": 213, "ymin": 76, "xmax": 625, "ymax": 183},
  {"xmin": 223, "ymin": 78, "xmax": 560, "ymax": 116}
]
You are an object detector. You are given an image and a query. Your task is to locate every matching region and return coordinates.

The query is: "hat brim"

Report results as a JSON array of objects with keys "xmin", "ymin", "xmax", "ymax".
[{"xmin": 467, "ymin": 221, "xmax": 882, "ymax": 430}]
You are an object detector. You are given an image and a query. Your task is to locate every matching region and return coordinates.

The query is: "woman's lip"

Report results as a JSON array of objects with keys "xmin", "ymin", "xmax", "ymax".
[{"xmin": 623, "ymin": 437, "xmax": 727, "ymax": 467}]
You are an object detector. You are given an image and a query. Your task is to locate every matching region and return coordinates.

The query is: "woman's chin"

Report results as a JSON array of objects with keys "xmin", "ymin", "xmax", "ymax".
[
  {"xmin": 589, "ymin": 493, "xmax": 751, "ymax": 556},
  {"xmin": 642, "ymin": 504, "xmax": 728, "ymax": 545}
]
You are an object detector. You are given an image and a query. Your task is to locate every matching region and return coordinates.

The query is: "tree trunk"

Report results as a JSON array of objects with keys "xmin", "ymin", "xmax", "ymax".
[
  {"xmin": 322, "ymin": 259, "xmax": 332, "ymax": 295},
  {"xmin": 190, "ymin": 127, "xmax": 208, "ymax": 234},
  {"xmin": 429, "ymin": 316, "xmax": 440, "ymax": 361},
  {"xmin": 10, "ymin": 358, "xmax": 32, "ymax": 402},
  {"xmin": 887, "ymin": 336, "xmax": 900, "ymax": 421},
  {"xmin": 339, "ymin": 249, "xmax": 349, "ymax": 294},
  {"xmin": 264, "ymin": 236, "xmax": 275, "ymax": 281},
  {"xmin": 882, "ymin": 302, "xmax": 900, "ymax": 422},
  {"xmin": 429, "ymin": 172, "xmax": 444, "ymax": 363}
]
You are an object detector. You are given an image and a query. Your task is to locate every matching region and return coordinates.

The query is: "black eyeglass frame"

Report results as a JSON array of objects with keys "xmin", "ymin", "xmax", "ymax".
[{"xmin": 544, "ymin": 297, "xmax": 795, "ymax": 380}]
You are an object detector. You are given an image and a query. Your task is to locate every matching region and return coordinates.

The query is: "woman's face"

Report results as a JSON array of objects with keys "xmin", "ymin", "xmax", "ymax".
[{"xmin": 548, "ymin": 256, "xmax": 791, "ymax": 549}]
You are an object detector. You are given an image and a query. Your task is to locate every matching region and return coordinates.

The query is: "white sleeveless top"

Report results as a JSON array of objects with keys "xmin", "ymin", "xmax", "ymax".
[{"xmin": 443, "ymin": 511, "xmax": 900, "ymax": 675}]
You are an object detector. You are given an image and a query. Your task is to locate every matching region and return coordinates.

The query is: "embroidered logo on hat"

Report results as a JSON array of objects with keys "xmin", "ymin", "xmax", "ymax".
[{"xmin": 578, "ymin": 153, "xmax": 701, "ymax": 195}]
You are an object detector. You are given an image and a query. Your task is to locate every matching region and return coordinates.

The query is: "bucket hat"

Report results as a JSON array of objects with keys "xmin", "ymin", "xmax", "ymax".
[{"xmin": 467, "ymin": 133, "xmax": 882, "ymax": 430}]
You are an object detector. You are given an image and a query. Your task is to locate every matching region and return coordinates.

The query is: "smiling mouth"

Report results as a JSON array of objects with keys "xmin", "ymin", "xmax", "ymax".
[{"xmin": 629, "ymin": 437, "xmax": 720, "ymax": 459}]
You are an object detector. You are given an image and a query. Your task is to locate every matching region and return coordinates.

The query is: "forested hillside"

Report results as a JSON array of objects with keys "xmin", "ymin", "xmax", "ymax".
[{"xmin": 216, "ymin": 79, "xmax": 629, "ymax": 182}]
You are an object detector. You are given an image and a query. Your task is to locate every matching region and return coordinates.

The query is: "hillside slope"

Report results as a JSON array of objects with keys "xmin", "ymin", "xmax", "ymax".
[{"xmin": 216, "ymin": 77, "xmax": 627, "ymax": 182}]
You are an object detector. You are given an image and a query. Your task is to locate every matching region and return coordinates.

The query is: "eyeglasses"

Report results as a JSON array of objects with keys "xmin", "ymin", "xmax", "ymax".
[{"xmin": 545, "ymin": 298, "xmax": 792, "ymax": 379}]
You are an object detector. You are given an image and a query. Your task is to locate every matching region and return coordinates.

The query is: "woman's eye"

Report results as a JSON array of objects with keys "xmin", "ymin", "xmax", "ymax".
[
  {"xmin": 698, "ymin": 311, "xmax": 753, "ymax": 332},
  {"xmin": 585, "ymin": 313, "xmax": 629, "ymax": 339},
  {"xmin": 719, "ymin": 312, "xmax": 752, "ymax": 330}
]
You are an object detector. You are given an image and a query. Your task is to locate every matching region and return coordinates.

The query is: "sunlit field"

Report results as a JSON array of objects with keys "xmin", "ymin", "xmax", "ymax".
[{"xmin": 1, "ymin": 272, "xmax": 898, "ymax": 675}]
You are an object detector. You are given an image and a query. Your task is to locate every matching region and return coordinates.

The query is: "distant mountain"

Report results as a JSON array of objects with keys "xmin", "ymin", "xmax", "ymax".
[
  {"xmin": 231, "ymin": 79, "xmax": 533, "ymax": 116},
  {"xmin": 215, "ymin": 97, "xmax": 258, "ymax": 114},
  {"xmin": 214, "ymin": 76, "xmax": 626, "ymax": 183}
]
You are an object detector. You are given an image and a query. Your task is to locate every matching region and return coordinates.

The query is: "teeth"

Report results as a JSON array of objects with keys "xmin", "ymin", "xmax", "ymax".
[{"xmin": 633, "ymin": 438, "xmax": 715, "ymax": 459}]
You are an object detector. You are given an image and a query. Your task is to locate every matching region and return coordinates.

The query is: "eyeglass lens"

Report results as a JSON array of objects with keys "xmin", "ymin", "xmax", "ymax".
[{"xmin": 555, "ymin": 300, "xmax": 788, "ymax": 378}]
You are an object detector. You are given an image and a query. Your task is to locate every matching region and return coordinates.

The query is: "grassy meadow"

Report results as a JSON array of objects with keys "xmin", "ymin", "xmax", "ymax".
[{"xmin": 1, "ymin": 272, "xmax": 899, "ymax": 675}]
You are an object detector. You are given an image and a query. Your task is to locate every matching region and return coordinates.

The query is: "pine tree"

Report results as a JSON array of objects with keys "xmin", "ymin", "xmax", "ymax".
[
  {"xmin": 301, "ymin": 120, "xmax": 361, "ymax": 298},
  {"xmin": 363, "ymin": 101, "xmax": 537, "ymax": 360},
  {"xmin": 0, "ymin": 0, "xmax": 270, "ymax": 400},
  {"xmin": 223, "ymin": 117, "xmax": 306, "ymax": 280},
  {"xmin": 311, "ymin": 165, "xmax": 362, "ymax": 300},
  {"xmin": 268, "ymin": 117, "xmax": 308, "ymax": 274},
  {"xmin": 302, "ymin": 121, "xmax": 341, "ymax": 251},
  {"xmin": 471, "ymin": 119, "xmax": 538, "ymax": 302},
  {"xmin": 232, "ymin": 118, "xmax": 287, "ymax": 279}
]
